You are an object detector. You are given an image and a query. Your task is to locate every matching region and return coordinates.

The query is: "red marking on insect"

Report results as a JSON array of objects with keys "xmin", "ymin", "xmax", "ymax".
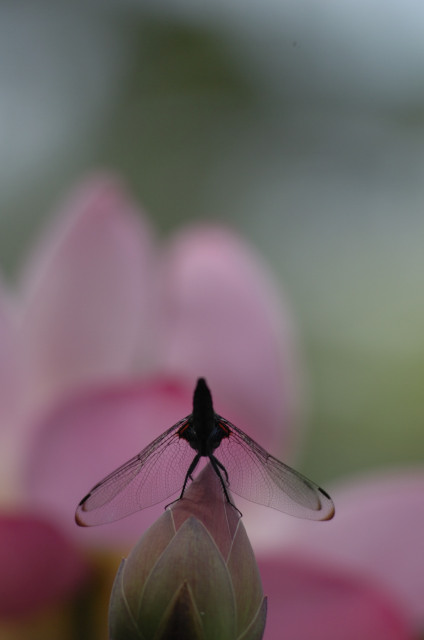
[
  {"xmin": 217, "ymin": 421, "xmax": 231, "ymax": 437},
  {"xmin": 177, "ymin": 420, "xmax": 191, "ymax": 436}
]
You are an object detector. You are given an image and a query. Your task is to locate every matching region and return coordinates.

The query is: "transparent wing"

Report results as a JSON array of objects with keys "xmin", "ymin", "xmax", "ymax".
[
  {"xmin": 214, "ymin": 416, "xmax": 335, "ymax": 521},
  {"xmin": 76, "ymin": 415, "xmax": 196, "ymax": 526}
]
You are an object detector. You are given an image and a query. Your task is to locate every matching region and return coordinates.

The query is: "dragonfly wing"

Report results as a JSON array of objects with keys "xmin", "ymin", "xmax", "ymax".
[
  {"xmin": 76, "ymin": 416, "xmax": 196, "ymax": 526},
  {"xmin": 214, "ymin": 417, "xmax": 335, "ymax": 521}
]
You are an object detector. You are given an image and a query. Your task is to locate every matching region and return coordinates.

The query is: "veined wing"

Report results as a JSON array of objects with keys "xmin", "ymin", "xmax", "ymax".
[
  {"xmin": 214, "ymin": 416, "xmax": 335, "ymax": 521},
  {"xmin": 76, "ymin": 415, "xmax": 195, "ymax": 526}
]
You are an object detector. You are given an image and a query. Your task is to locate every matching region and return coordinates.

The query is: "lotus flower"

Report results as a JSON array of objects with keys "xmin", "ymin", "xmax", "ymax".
[
  {"xmin": 22, "ymin": 175, "xmax": 298, "ymax": 547},
  {"xmin": 0, "ymin": 174, "xmax": 296, "ymax": 626},
  {"xmin": 109, "ymin": 464, "xmax": 266, "ymax": 640},
  {"xmin": 3, "ymin": 174, "xmax": 419, "ymax": 639}
]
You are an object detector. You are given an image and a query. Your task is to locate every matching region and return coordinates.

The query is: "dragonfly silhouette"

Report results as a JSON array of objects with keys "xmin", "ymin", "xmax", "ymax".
[{"xmin": 76, "ymin": 378, "xmax": 334, "ymax": 525}]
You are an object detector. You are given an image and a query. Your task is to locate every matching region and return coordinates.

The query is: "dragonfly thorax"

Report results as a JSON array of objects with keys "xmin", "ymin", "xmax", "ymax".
[
  {"xmin": 181, "ymin": 416, "xmax": 226, "ymax": 457},
  {"xmin": 181, "ymin": 378, "xmax": 220, "ymax": 456}
]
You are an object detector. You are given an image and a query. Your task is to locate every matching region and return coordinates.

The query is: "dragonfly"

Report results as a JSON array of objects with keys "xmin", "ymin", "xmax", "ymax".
[{"xmin": 76, "ymin": 378, "xmax": 334, "ymax": 526}]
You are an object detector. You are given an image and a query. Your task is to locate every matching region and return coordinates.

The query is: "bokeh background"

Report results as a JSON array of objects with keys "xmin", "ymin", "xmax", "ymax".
[
  {"xmin": 1, "ymin": 1, "xmax": 424, "ymax": 637},
  {"xmin": 2, "ymin": 0, "xmax": 424, "ymax": 482}
]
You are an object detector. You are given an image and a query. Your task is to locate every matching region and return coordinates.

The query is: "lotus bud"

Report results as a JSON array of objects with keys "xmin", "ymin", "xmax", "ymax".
[{"xmin": 109, "ymin": 463, "xmax": 267, "ymax": 640}]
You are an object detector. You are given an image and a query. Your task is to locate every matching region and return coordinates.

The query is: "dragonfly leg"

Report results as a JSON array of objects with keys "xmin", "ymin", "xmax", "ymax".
[
  {"xmin": 210, "ymin": 455, "xmax": 242, "ymax": 517},
  {"xmin": 181, "ymin": 453, "xmax": 201, "ymax": 498},
  {"xmin": 164, "ymin": 453, "xmax": 201, "ymax": 510},
  {"xmin": 213, "ymin": 456, "xmax": 229, "ymax": 483}
]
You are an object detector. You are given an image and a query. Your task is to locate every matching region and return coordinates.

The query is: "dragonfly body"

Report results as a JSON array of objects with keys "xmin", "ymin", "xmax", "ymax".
[
  {"xmin": 76, "ymin": 378, "xmax": 334, "ymax": 526},
  {"xmin": 180, "ymin": 377, "xmax": 227, "ymax": 456},
  {"xmin": 176, "ymin": 378, "xmax": 233, "ymax": 507}
]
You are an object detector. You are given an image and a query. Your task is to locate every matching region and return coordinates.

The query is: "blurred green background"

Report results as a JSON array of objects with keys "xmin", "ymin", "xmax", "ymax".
[{"xmin": 1, "ymin": 1, "xmax": 424, "ymax": 485}]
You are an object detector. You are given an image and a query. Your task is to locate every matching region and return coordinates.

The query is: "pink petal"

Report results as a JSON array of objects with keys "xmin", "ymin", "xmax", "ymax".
[
  {"xmin": 25, "ymin": 379, "xmax": 193, "ymax": 546},
  {"xmin": 155, "ymin": 226, "xmax": 299, "ymax": 453},
  {"xmin": 19, "ymin": 175, "xmax": 156, "ymax": 409},
  {"xmin": 0, "ymin": 511, "xmax": 88, "ymax": 617},
  {"xmin": 258, "ymin": 554, "xmax": 414, "ymax": 640},
  {"xmin": 286, "ymin": 470, "xmax": 424, "ymax": 630}
]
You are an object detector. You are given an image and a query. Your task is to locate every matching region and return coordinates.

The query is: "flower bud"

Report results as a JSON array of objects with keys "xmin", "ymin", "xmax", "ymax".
[{"xmin": 109, "ymin": 464, "xmax": 267, "ymax": 640}]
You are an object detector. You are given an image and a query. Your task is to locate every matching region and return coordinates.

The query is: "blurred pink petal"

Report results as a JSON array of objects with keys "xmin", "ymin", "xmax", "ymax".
[
  {"xmin": 156, "ymin": 226, "xmax": 299, "ymax": 453},
  {"xmin": 0, "ymin": 512, "xmax": 88, "ymax": 617},
  {"xmin": 19, "ymin": 175, "xmax": 156, "ymax": 408},
  {"xmin": 259, "ymin": 554, "xmax": 414, "ymax": 640},
  {"xmin": 286, "ymin": 470, "xmax": 424, "ymax": 630},
  {"xmin": 25, "ymin": 379, "xmax": 193, "ymax": 546}
]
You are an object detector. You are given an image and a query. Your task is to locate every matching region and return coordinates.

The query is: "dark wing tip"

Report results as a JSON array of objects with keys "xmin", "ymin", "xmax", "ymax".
[
  {"xmin": 319, "ymin": 487, "xmax": 335, "ymax": 520},
  {"xmin": 75, "ymin": 511, "xmax": 87, "ymax": 527},
  {"xmin": 75, "ymin": 492, "xmax": 91, "ymax": 527}
]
